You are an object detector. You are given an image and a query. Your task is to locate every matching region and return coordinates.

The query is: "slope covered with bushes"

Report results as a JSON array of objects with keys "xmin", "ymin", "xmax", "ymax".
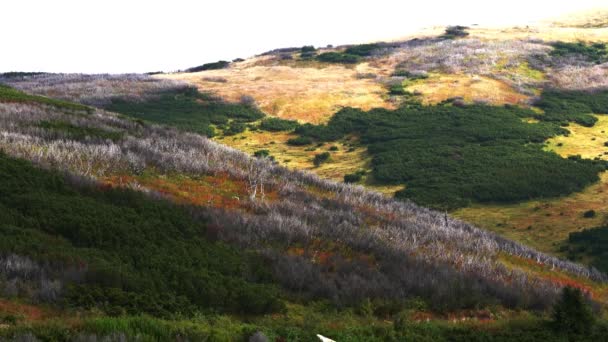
[
  {"xmin": 0, "ymin": 152, "xmax": 283, "ymax": 317},
  {"xmin": 0, "ymin": 87, "xmax": 604, "ymax": 319},
  {"xmin": 294, "ymin": 101, "xmax": 608, "ymax": 209}
]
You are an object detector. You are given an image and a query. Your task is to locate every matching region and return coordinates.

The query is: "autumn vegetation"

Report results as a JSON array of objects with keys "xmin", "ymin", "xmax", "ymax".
[{"xmin": 2, "ymin": 16, "xmax": 608, "ymax": 339}]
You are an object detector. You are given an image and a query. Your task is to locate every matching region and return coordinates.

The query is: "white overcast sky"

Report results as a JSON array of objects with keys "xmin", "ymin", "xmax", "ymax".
[{"xmin": 1, "ymin": 0, "xmax": 606, "ymax": 73}]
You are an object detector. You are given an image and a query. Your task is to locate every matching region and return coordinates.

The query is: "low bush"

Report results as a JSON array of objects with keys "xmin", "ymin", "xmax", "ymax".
[
  {"xmin": 550, "ymin": 41, "xmax": 608, "ymax": 64},
  {"xmin": 552, "ymin": 286, "xmax": 595, "ymax": 337},
  {"xmin": 300, "ymin": 46, "xmax": 316, "ymax": 59},
  {"xmin": 344, "ymin": 43, "xmax": 380, "ymax": 57},
  {"xmin": 0, "ymin": 153, "xmax": 284, "ymax": 317},
  {"xmin": 224, "ymin": 122, "xmax": 247, "ymax": 136},
  {"xmin": 568, "ymin": 225, "xmax": 608, "ymax": 272},
  {"xmin": 534, "ymin": 90, "xmax": 608, "ymax": 127},
  {"xmin": 313, "ymin": 152, "xmax": 331, "ymax": 167},
  {"xmin": 254, "ymin": 149, "xmax": 271, "ymax": 158},
  {"xmin": 389, "ymin": 84, "xmax": 407, "ymax": 95},
  {"xmin": 344, "ymin": 172, "xmax": 363, "ymax": 183},
  {"xmin": 260, "ymin": 117, "xmax": 299, "ymax": 132},
  {"xmin": 442, "ymin": 26, "xmax": 470, "ymax": 39},
  {"xmin": 292, "ymin": 101, "xmax": 606, "ymax": 209},
  {"xmin": 185, "ymin": 60, "xmax": 230, "ymax": 73},
  {"xmin": 287, "ymin": 136, "xmax": 313, "ymax": 146},
  {"xmin": 105, "ymin": 87, "xmax": 264, "ymax": 136},
  {"xmin": 316, "ymin": 52, "xmax": 361, "ymax": 64},
  {"xmin": 583, "ymin": 210, "xmax": 597, "ymax": 218}
]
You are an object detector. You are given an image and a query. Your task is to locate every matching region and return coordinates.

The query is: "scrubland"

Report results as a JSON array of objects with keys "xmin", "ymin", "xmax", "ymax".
[{"xmin": 2, "ymin": 12, "xmax": 608, "ymax": 339}]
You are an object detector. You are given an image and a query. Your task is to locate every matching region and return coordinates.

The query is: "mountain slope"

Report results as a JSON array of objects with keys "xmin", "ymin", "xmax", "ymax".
[{"xmin": 0, "ymin": 84, "xmax": 607, "ymax": 339}]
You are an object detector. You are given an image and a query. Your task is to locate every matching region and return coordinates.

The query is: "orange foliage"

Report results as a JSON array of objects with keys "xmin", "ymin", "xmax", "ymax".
[
  {"xmin": 102, "ymin": 173, "xmax": 279, "ymax": 211},
  {"xmin": 0, "ymin": 299, "xmax": 47, "ymax": 322}
]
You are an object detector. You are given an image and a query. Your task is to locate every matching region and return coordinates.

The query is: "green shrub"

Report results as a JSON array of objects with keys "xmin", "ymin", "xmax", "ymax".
[
  {"xmin": 253, "ymin": 150, "xmax": 274, "ymax": 161},
  {"xmin": 313, "ymin": 152, "xmax": 331, "ymax": 167},
  {"xmin": 300, "ymin": 46, "xmax": 316, "ymax": 59},
  {"xmin": 185, "ymin": 60, "xmax": 230, "ymax": 73},
  {"xmin": 254, "ymin": 149, "xmax": 270, "ymax": 158},
  {"xmin": 389, "ymin": 84, "xmax": 407, "ymax": 95},
  {"xmin": 287, "ymin": 136, "xmax": 313, "ymax": 146},
  {"xmin": 316, "ymin": 52, "xmax": 361, "ymax": 64},
  {"xmin": 0, "ymin": 153, "xmax": 283, "ymax": 317},
  {"xmin": 105, "ymin": 87, "xmax": 263, "ymax": 136},
  {"xmin": 551, "ymin": 41, "xmax": 608, "ymax": 64},
  {"xmin": 552, "ymin": 287, "xmax": 595, "ymax": 337},
  {"xmin": 224, "ymin": 122, "xmax": 247, "ymax": 136},
  {"xmin": 442, "ymin": 26, "xmax": 470, "ymax": 39},
  {"xmin": 344, "ymin": 173, "xmax": 363, "ymax": 183},
  {"xmin": 292, "ymin": 102, "xmax": 606, "ymax": 209},
  {"xmin": 344, "ymin": 43, "xmax": 380, "ymax": 57},
  {"xmin": 534, "ymin": 90, "xmax": 608, "ymax": 127},
  {"xmin": 568, "ymin": 225, "xmax": 608, "ymax": 272},
  {"xmin": 260, "ymin": 117, "xmax": 299, "ymax": 132},
  {"xmin": 583, "ymin": 210, "xmax": 597, "ymax": 218}
]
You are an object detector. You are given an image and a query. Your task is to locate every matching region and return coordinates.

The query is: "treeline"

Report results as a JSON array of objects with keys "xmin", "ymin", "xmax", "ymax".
[{"xmin": 293, "ymin": 101, "xmax": 607, "ymax": 209}]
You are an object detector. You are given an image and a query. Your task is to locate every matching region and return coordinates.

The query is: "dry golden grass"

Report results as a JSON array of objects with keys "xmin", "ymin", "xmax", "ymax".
[
  {"xmin": 158, "ymin": 59, "xmax": 393, "ymax": 124},
  {"xmin": 467, "ymin": 24, "xmax": 608, "ymax": 43},
  {"xmin": 454, "ymin": 116, "xmax": 608, "ymax": 255},
  {"xmin": 217, "ymin": 129, "xmax": 403, "ymax": 195},
  {"xmin": 545, "ymin": 115, "xmax": 608, "ymax": 160},
  {"xmin": 549, "ymin": 8, "xmax": 608, "ymax": 29},
  {"xmin": 406, "ymin": 74, "xmax": 530, "ymax": 105}
]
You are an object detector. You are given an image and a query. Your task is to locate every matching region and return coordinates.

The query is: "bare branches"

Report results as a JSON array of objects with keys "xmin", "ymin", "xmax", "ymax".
[{"xmin": 0, "ymin": 99, "xmax": 604, "ymax": 311}]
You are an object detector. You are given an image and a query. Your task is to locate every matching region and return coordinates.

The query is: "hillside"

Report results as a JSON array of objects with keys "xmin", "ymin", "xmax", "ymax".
[{"xmin": 1, "ymin": 11, "xmax": 608, "ymax": 340}]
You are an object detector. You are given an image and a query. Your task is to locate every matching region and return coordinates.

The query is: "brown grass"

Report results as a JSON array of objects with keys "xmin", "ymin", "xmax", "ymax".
[
  {"xmin": 467, "ymin": 24, "xmax": 608, "ymax": 43},
  {"xmin": 406, "ymin": 74, "xmax": 530, "ymax": 105},
  {"xmin": 217, "ymin": 130, "xmax": 403, "ymax": 195},
  {"xmin": 158, "ymin": 60, "xmax": 393, "ymax": 124}
]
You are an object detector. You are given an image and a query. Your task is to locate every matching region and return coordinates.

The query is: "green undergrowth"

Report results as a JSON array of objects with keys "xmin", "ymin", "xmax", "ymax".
[
  {"xmin": 104, "ymin": 87, "xmax": 264, "ymax": 136},
  {"xmin": 0, "ymin": 84, "xmax": 90, "ymax": 112},
  {"xmin": 0, "ymin": 152, "xmax": 283, "ymax": 317},
  {"xmin": 2, "ymin": 312, "xmax": 608, "ymax": 342},
  {"xmin": 259, "ymin": 117, "xmax": 300, "ymax": 132},
  {"xmin": 550, "ymin": 42, "xmax": 608, "ymax": 64}
]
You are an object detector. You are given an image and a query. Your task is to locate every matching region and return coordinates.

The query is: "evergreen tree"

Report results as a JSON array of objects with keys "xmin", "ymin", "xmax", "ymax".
[{"xmin": 552, "ymin": 286, "xmax": 595, "ymax": 337}]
